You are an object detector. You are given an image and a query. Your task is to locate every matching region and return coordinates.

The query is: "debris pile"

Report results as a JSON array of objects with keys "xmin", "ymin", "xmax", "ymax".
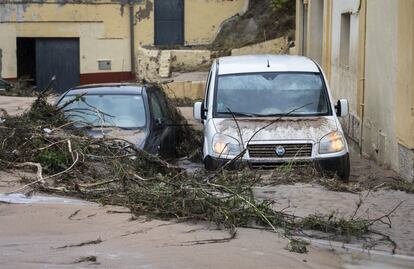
[
  {"xmin": 0, "ymin": 94, "xmax": 402, "ymax": 253},
  {"xmin": 211, "ymin": 0, "xmax": 295, "ymax": 51},
  {"xmin": 0, "ymin": 77, "xmax": 37, "ymax": 97}
]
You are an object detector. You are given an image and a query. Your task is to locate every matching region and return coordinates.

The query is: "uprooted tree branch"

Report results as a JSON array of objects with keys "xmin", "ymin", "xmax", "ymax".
[{"xmin": 0, "ymin": 93, "xmax": 404, "ymax": 253}]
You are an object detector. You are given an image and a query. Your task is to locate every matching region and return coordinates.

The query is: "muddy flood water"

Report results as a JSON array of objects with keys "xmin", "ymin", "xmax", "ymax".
[{"xmin": 0, "ymin": 100, "xmax": 413, "ymax": 268}]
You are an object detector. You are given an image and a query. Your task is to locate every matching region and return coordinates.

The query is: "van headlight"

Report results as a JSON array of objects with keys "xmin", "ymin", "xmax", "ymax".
[
  {"xmin": 319, "ymin": 132, "xmax": 345, "ymax": 154},
  {"xmin": 212, "ymin": 133, "xmax": 242, "ymax": 156}
]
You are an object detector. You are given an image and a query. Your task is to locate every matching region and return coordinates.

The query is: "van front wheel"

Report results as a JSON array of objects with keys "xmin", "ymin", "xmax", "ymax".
[
  {"xmin": 336, "ymin": 154, "xmax": 350, "ymax": 182},
  {"xmin": 317, "ymin": 154, "xmax": 350, "ymax": 183},
  {"xmin": 204, "ymin": 156, "xmax": 221, "ymax": 171}
]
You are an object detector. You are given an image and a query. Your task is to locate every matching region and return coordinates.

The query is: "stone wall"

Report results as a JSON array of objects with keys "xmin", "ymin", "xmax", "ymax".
[{"xmin": 231, "ymin": 36, "xmax": 288, "ymax": 56}]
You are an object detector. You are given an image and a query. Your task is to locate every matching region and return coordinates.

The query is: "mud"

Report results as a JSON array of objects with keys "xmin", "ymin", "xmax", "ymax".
[
  {"xmin": 0, "ymin": 180, "xmax": 342, "ymax": 269},
  {"xmin": 1, "ymin": 168, "xmax": 414, "ymax": 269},
  {"xmin": 1, "ymin": 96, "xmax": 414, "ymax": 268},
  {"xmin": 214, "ymin": 117, "xmax": 338, "ymax": 143},
  {"xmin": 212, "ymin": 0, "xmax": 295, "ymax": 50},
  {"xmin": 0, "ymin": 96, "xmax": 36, "ymax": 116}
]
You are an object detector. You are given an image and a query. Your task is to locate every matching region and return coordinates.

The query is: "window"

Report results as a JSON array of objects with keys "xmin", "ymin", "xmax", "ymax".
[
  {"xmin": 60, "ymin": 94, "xmax": 146, "ymax": 129},
  {"xmin": 340, "ymin": 13, "xmax": 351, "ymax": 67},
  {"xmin": 149, "ymin": 93, "xmax": 164, "ymax": 119},
  {"xmin": 215, "ymin": 72, "xmax": 330, "ymax": 117}
]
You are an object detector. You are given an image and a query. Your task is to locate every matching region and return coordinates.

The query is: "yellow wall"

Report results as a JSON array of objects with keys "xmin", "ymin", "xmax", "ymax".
[
  {"xmin": 396, "ymin": 0, "xmax": 414, "ymax": 149},
  {"xmin": 296, "ymin": 0, "xmax": 414, "ymax": 178},
  {"xmin": 0, "ymin": 2, "xmax": 132, "ymax": 78},
  {"xmin": 321, "ymin": 0, "xmax": 332, "ymax": 81},
  {"xmin": 134, "ymin": 0, "xmax": 154, "ymax": 46},
  {"xmin": 184, "ymin": 0, "xmax": 247, "ymax": 45},
  {"xmin": 134, "ymin": 0, "xmax": 247, "ymax": 46},
  {"xmin": 363, "ymin": 0, "xmax": 399, "ymax": 168},
  {"xmin": 0, "ymin": 0, "xmax": 248, "ymax": 78}
]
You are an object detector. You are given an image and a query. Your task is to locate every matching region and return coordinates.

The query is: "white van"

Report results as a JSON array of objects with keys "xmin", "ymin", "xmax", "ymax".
[{"xmin": 193, "ymin": 55, "xmax": 350, "ymax": 181}]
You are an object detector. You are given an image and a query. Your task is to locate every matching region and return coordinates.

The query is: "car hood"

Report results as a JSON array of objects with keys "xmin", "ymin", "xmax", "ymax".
[
  {"xmin": 85, "ymin": 127, "xmax": 147, "ymax": 148},
  {"xmin": 212, "ymin": 117, "xmax": 338, "ymax": 144}
]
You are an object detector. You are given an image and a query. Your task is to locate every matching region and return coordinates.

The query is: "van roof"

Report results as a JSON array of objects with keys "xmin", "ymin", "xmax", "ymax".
[{"xmin": 217, "ymin": 55, "xmax": 320, "ymax": 75}]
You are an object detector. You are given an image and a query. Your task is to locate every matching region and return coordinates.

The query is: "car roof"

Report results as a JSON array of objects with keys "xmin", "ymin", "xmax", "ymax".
[
  {"xmin": 64, "ymin": 83, "xmax": 144, "ymax": 96},
  {"xmin": 217, "ymin": 55, "xmax": 320, "ymax": 75}
]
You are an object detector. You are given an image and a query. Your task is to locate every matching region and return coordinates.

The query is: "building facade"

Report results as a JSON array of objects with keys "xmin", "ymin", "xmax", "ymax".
[
  {"xmin": 0, "ymin": 0, "xmax": 248, "ymax": 91},
  {"xmin": 296, "ymin": 0, "xmax": 414, "ymax": 181}
]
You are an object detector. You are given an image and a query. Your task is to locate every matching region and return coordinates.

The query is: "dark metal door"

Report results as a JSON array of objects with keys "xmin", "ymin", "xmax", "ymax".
[
  {"xmin": 154, "ymin": 0, "xmax": 184, "ymax": 46},
  {"xmin": 36, "ymin": 38, "xmax": 80, "ymax": 93}
]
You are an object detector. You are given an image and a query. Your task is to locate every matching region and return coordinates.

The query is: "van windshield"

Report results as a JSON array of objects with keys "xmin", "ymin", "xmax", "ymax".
[{"xmin": 215, "ymin": 72, "xmax": 331, "ymax": 117}]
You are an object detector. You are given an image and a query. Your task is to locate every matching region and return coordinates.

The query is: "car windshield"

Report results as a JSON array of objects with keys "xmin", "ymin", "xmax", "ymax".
[
  {"xmin": 215, "ymin": 72, "xmax": 330, "ymax": 117},
  {"xmin": 59, "ymin": 94, "xmax": 146, "ymax": 129}
]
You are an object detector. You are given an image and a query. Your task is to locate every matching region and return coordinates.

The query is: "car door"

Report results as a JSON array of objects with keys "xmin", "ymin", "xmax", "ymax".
[{"xmin": 147, "ymin": 88, "xmax": 175, "ymax": 157}]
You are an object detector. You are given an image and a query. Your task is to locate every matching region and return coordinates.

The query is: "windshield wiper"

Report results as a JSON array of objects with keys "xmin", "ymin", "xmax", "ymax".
[
  {"xmin": 219, "ymin": 111, "xmax": 258, "ymax": 117},
  {"xmin": 79, "ymin": 125, "xmax": 139, "ymax": 130}
]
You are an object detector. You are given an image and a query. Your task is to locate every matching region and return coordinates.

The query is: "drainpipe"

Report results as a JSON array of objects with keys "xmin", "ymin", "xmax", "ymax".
[
  {"xmin": 302, "ymin": 0, "xmax": 309, "ymax": 55},
  {"xmin": 129, "ymin": 2, "xmax": 136, "ymax": 80},
  {"xmin": 359, "ymin": 0, "xmax": 367, "ymax": 154}
]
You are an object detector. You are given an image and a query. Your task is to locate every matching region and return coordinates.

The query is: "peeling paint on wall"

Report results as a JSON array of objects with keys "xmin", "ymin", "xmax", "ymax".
[
  {"xmin": 135, "ymin": 0, "xmax": 152, "ymax": 22},
  {"xmin": 0, "ymin": 4, "xmax": 28, "ymax": 22},
  {"xmin": 0, "ymin": 0, "xmax": 144, "ymax": 4}
]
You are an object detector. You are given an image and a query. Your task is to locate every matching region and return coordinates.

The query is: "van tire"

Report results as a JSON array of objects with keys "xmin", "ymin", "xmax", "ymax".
[
  {"xmin": 316, "ymin": 154, "xmax": 350, "ymax": 183},
  {"xmin": 204, "ymin": 156, "xmax": 220, "ymax": 171},
  {"xmin": 336, "ymin": 154, "xmax": 350, "ymax": 183}
]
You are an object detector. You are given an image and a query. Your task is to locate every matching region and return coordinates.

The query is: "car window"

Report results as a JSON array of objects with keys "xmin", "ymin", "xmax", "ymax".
[
  {"xmin": 59, "ymin": 94, "xmax": 146, "ymax": 129},
  {"xmin": 154, "ymin": 89, "xmax": 171, "ymax": 118},
  {"xmin": 149, "ymin": 93, "xmax": 165, "ymax": 119},
  {"xmin": 215, "ymin": 72, "xmax": 330, "ymax": 117}
]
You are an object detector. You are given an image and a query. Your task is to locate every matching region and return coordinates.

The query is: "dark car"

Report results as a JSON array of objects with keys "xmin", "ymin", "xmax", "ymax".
[
  {"xmin": 56, "ymin": 83, "xmax": 180, "ymax": 157},
  {"xmin": 0, "ymin": 79, "xmax": 12, "ymax": 91}
]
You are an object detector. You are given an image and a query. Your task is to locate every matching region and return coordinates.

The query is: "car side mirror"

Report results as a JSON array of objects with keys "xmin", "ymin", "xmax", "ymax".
[
  {"xmin": 335, "ymin": 99, "xmax": 349, "ymax": 117},
  {"xmin": 194, "ymin": 102, "xmax": 205, "ymax": 120}
]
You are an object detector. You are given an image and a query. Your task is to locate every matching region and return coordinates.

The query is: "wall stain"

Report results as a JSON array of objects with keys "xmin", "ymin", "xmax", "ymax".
[
  {"xmin": 0, "ymin": 0, "xmax": 146, "ymax": 18},
  {"xmin": 0, "ymin": 0, "xmax": 144, "ymax": 4},
  {"xmin": 134, "ymin": 0, "xmax": 152, "ymax": 22}
]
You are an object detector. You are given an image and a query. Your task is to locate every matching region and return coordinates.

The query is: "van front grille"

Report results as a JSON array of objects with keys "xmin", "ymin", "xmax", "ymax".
[{"xmin": 247, "ymin": 143, "xmax": 313, "ymax": 158}]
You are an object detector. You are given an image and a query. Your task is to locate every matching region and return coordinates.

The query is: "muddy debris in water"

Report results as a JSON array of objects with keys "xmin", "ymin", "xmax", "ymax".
[
  {"xmin": 74, "ymin": 255, "xmax": 98, "ymax": 264},
  {"xmin": 0, "ymin": 93, "xmax": 406, "ymax": 253},
  {"xmin": 57, "ymin": 238, "xmax": 103, "ymax": 249},
  {"xmin": 0, "ymin": 76, "xmax": 38, "ymax": 97}
]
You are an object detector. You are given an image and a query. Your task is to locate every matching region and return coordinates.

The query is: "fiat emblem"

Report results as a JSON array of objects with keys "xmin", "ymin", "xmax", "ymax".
[{"xmin": 275, "ymin": 146, "xmax": 286, "ymax": 157}]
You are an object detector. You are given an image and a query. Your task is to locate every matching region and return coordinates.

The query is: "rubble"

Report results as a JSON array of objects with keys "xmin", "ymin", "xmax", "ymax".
[
  {"xmin": 0, "ymin": 77, "xmax": 37, "ymax": 97},
  {"xmin": 0, "ymin": 94, "xmax": 407, "ymax": 254}
]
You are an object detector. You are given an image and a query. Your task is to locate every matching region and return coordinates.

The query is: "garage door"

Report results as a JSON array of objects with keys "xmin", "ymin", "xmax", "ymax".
[
  {"xmin": 154, "ymin": 0, "xmax": 184, "ymax": 46},
  {"xmin": 36, "ymin": 38, "xmax": 80, "ymax": 93}
]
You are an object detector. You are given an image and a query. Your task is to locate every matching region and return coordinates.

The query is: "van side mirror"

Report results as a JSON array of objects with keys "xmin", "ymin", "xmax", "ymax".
[
  {"xmin": 335, "ymin": 99, "xmax": 349, "ymax": 117},
  {"xmin": 193, "ymin": 102, "xmax": 205, "ymax": 120}
]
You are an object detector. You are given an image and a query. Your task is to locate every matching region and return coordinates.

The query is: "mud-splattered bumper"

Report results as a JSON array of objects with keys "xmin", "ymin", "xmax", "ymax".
[{"xmin": 205, "ymin": 153, "xmax": 350, "ymax": 172}]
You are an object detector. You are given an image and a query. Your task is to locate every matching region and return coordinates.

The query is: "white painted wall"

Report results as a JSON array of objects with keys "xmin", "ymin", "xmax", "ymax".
[
  {"xmin": 363, "ymin": 0, "xmax": 398, "ymax": 170},
  {"xmin": 307, "ymin": 0, "xmax": 324, "ymax": 65},
  {"xmin": 329, "ymin": 0, "xmax": 361, "ymax": 115}
]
